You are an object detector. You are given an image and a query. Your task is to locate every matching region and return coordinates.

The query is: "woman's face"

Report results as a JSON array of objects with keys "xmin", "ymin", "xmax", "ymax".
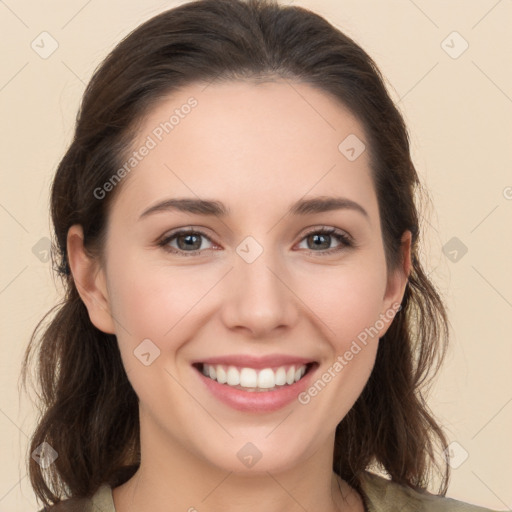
[{"xmin": 73, "ymin": 79, "xmax": 409, "ymax": 475}]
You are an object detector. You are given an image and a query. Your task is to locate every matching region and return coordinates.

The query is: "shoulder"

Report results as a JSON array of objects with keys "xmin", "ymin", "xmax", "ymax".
[
  {"xmin": 359, "ymin": 471, "xmax": 505, "ymax": 512},
  {"xmin": 36, "ymin": 484, "xmax": 114, "ymax": 512},
  {"xmin": 36, "ymin": 496, "xmax": 91, "ymax": 512}
]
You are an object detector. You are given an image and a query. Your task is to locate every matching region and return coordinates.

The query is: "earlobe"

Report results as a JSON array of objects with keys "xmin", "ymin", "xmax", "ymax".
[{"xmin": 66, "ymin": 224, "xmax": 116, "ymax": 334}]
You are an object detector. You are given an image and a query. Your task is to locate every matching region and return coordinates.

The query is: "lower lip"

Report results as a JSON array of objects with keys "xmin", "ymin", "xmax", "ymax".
[{"xmin": 195, "ymin": 364, "xmax": 317, "ymax": 413}]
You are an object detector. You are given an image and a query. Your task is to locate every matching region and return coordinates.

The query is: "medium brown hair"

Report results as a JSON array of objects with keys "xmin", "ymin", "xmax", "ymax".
[{"xmin": 21, "ymin": 0, "xmax": 450, "ymax": 507}]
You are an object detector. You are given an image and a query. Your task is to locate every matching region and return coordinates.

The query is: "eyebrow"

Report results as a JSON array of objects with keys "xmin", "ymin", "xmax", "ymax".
[{"xmin": 138, "ymin": 195, "xmax": 369, "ymax": 220}]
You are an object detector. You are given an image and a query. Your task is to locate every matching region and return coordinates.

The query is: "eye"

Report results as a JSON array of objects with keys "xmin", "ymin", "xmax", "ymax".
[
  {"xmin": 158, "ymin": 226, "xmax": 354, "ymax": 257},
  {"xmin": 158, "ymin": 229, "xmax": 216, "ymax": 257},
  {"xmin": 296, "ymin": 227, "xmax": 354, "ymax": 255}
]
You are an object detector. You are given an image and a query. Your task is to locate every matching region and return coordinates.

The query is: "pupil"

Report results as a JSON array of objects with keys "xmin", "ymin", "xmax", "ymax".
[
  {"xmin": 310, "ymin": 234, "xmax": 329, "ymax": 250},
  {"xmin": 179, "ymin": 234, "xmax": 200, "ymax": 250}
]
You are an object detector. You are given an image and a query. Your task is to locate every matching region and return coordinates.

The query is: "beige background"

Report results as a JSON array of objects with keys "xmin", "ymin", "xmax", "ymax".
[{"xmin": 1, "ymin": 0, "xmax": 511, "ymax": 510}]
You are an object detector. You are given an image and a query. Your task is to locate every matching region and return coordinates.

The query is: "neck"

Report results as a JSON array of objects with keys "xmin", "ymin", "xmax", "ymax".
[{"xmin": 111, "ymin": 416, "xmax": 365, "ymax": 512}]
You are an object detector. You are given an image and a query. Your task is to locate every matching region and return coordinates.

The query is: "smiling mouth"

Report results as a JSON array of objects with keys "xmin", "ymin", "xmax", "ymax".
[{"xmin": 193, "ymin": 362, "xmax": 317, "ymax": 392}]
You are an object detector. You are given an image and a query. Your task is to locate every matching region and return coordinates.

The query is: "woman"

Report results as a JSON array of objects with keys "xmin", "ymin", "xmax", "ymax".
[{"xmin": 21, "ymin": 0, "xmax": 503, "ymax": 511}]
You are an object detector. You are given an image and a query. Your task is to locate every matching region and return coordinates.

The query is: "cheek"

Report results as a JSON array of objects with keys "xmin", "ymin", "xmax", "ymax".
[
  {"xmin": 295, "ymin": 257, "xmax": 389, "ymax": 346},
  {"xmin": 105, "ymin": 256, "xmax": 204, "ymax": 407},
  {"xmin": 294, "ymin": 262, "xmax": 388, "ymax": 424},
  {"xmin": 107, "ymin": 253, "xmax": 213, "ymax": 340}
]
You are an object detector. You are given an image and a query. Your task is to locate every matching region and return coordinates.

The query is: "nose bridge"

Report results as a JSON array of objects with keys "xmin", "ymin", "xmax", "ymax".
[{"xmin": 221, "ymin": 234, "xmax": 297, "ymax": 335}]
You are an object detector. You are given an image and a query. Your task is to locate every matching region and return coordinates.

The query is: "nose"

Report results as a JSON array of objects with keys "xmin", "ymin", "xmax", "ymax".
[{"xmin": 219, "ymin": 244, "xmax": 300, "ymax": 339}]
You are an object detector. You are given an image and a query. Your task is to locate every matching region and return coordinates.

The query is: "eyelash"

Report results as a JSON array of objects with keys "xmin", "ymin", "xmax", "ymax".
[{"xmin": 157, "ymin": 227, "xmax": 355, "ymax": 257}]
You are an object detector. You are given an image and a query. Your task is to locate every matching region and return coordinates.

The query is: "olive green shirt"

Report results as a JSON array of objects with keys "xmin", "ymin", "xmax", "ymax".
[{"xmin": 40, "ymin": 471, "xmax": 504, "ymax": 511}]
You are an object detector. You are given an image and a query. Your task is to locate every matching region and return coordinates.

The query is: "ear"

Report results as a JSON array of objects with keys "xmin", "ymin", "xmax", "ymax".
[
  {"xmin": 378, "ymin": 230, "xmax": 412, "ymax": 336},
  {"xmin": 66, "ymin": 224, "xmax": 116, "ymax": 334}
]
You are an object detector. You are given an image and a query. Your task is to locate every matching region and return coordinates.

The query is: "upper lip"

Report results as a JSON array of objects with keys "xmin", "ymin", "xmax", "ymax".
[{"xmin": 192, "ymin": 354, "xmax": 317, "ymax": 369}]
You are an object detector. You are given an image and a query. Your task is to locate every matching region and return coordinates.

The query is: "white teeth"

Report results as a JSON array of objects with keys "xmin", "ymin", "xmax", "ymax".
[
  {"xmin": 257, "ymin": 368, "xmax": 275, "ymax": 389},
  {"xmin": 240, "ymin": 368, "xmax": 257, "ymax": 388},
  {"xmin": 275, "ymin": 367, "xmax": 287, "ymax": 386},
  {"xmin": 201, "ymin": 363, "xmax": 309, "ymax": 390},
  {"xmin": 226, "ymin": 366, "xmax": 240, "ymax": 386},
  {"xmin": 286, "ymin": 366, "xmax": 295, "ymax": 385},
  {"xmin": 216, "ymin": 366, "xmax": 227, "ymax": 384}
]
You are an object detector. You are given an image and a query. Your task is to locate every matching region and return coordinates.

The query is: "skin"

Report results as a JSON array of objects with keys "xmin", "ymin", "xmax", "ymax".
[{"xmin": 67, "ymin": 79, "xmax": 411, "ymax": 512}]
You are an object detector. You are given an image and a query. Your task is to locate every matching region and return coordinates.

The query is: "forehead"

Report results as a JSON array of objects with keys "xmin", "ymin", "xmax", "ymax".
[{"xmin": 111, "ymin": 79, "xmax": 378, "ymax": 223}]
